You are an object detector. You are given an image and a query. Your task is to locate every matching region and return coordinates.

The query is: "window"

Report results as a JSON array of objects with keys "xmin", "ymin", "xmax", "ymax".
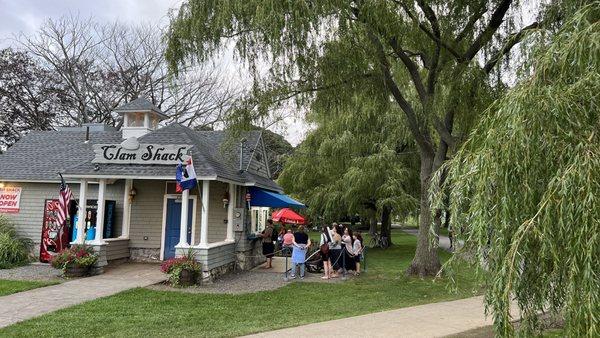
[
  {"xmin": 151, "ymin": 115, "xmax": 160, "ymax": 129},
  {"xmin": 127, "ymin": 112, "xmax": 145, "ymax": 127},
  {"xmin": 251, "ymin": 207, "xmax": 270, "ymax": 233}
]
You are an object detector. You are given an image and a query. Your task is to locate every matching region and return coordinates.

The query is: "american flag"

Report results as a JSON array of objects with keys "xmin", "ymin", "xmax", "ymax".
[{"xmin": 57, "ymin": 174, "xmax": 72, "ymax": 226}]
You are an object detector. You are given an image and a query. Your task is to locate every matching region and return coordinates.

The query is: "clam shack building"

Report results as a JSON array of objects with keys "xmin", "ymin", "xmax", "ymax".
[{"xmin": 0, "ymin": 98, "xmax": 304, "ymax": 278}]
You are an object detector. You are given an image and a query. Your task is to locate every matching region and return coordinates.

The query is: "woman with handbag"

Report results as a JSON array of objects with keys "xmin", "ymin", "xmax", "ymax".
[
  {"xmin": 319, "ymin": 225, "xmax": 333, "ymax": 279},
  {"xmin": 329, "ymin": 225, "xmax": 342, "ymax": 278}
]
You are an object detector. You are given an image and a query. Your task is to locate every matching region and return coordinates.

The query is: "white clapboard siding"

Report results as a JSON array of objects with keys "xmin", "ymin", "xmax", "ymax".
[
  {"xmin": 206, "ymin": 181, "xmax": 228, "ymax": 243},
  {"xmin": 195, "ymin": 242, "xmax": 236, "ymax": 270},
  {"xmin": 106, "ymin": 238, "xmax": 130, "ymax": 260},
  {"xmin": 128, "ymin": 180, "xmax": 164, "ymax": 248}
]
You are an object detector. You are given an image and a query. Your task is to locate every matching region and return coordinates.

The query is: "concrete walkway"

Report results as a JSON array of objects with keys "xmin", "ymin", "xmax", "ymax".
[
  {"xmin": 0, "ymin": 263, "xmax": 164, "ymax": 328},
  {"xmin": 401, "ymin": 228, "xmax": 462, "ymax": 251},
  {"xmin": 245, "ymin": 295, "xmax": 518, "ymax": 338}
]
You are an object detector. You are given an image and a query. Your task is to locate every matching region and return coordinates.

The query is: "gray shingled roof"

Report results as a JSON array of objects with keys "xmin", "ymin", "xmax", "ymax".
[
  {"xmin": 0, "ymin": 130, "xmax": 122, "ymax": 181},
  {"xmin": 113, "ymin": 97, "xmax": 167, "ymax": 119},
  {"xmin": 0, "ymin": 124, "xmax": 281, "ymax": 191}
]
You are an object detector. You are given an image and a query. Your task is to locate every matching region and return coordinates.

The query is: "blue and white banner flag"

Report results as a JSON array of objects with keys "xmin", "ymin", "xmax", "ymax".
[{"xmin": 176, "ymin": 157, "xmax": 197, "ymax": 192}]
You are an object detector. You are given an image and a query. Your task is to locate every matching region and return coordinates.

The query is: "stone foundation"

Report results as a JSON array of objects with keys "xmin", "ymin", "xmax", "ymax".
[
  {"xmin": 200, "ymin": 262, "xmax": 236, "ymax": 282},
  {"xmin": 235, "ymin": 241, "xmax": 264, "ymax": 270},
  {"xmin": 130, "ymin": 248, "xmax": 160, "ymax": 262},
  {"xmin": 86, "ymin": 243, "xmax": 108, "ymax": 275}
]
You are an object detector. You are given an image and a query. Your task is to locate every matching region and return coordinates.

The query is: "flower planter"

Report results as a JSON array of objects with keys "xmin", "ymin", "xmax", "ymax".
[
  {"xmin": 64, "ymin": 265, "xmax": 90, "ymax": 277},
  {"xmin": 179, "ymin": 269, "xmax": 195, "ymax": 286}
]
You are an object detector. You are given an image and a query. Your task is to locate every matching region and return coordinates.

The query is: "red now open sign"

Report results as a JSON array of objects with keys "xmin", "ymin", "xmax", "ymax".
[{"xmin": 0, "ymin": 187, "xmax": 22, "ymax": 213}]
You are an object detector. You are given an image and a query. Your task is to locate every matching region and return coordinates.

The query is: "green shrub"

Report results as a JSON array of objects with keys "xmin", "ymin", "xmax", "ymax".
[{"xmin": 0, "ymin": 215, "xmax": 32, "ymax": 269}]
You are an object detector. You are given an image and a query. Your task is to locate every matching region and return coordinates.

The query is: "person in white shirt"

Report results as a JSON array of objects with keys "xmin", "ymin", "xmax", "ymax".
[{"xmin": 353, "ymin": 232, "xmax": 364, "ymax": 276}]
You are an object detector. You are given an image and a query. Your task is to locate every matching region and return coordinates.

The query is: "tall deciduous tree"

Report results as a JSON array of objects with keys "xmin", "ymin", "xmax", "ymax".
[
  {"xmin": 277, "ymin": 66, "xmax": 419, "ymax": 243},
  {"xmin": 437, "ymin": 5, "xmax": 599, "ymax": 336},
  {"xmin": 165, "ymin": 0, "xmax": 560, "ymax": 275},
  {"xmin": 0, "ymin": 48, "xmax": 64, "ymax": 149},
  {"xmin": 17, "ymin": 14, "xmax": 235, "ymax": 130}
]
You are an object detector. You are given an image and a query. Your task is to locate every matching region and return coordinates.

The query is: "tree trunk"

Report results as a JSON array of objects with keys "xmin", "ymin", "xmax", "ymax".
[
  {"xmin": 369, "ymin": 214, "xmax": 377, "ymax": 237},
  {"xmin": 406, "ymin": 153, "xmax": 442, "ymax": 276},
  {"xmin": 380, "ymin": 205, "xmax": 393, "ymax": 247}
]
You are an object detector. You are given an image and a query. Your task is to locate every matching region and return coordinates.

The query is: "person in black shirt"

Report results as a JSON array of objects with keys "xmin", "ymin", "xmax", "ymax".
[
  {"xmin": 291, "ymin": 225, "xmax": 311, "ymax": 279},
  {"xmin": 259, "ymin": 220, "xmax": 275, "ymax": 269}
]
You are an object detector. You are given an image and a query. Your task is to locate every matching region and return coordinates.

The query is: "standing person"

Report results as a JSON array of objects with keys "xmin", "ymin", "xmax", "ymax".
[
  {"xmin": 342, "ymin": 227, "xmax": 356, "ymax": 272},
  {"xmin": 277, "ymin": 224, "xmax": 286, "ymax": 251},
  {"xmin": 319, "ymin": 225, "xmax": 333, "ymax": 279},
  {"xmin": 259, "ymin": 219, "xmax": 275, "ymax": 269},
  {"xmin": 329, "ymin": 225, "xmax": 342, "ymax": 278},
  {"xmin": 353, "ymin": 232, "xmax": 364, "ymax": 275},
  {"xmin": 282, "ymin": 228, "xmax": 294, "ymax": 256},
  {"xmin": 291, "ymin": 225, "xmax": 311, "ymax": 279},
  {"xmin": 335, "ymin": 223, "xmax": 344, "ymax": 241}
]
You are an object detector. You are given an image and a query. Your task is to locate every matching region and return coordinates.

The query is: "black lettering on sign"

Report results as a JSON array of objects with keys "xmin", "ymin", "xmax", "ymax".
[
  {"xmin": 152, "ymin": 148, "xmax": 166, "ymax": 161},
  {"xmin": 101, "ymin": 145, "xmax": 117, "ymax": 160},
  {"xmin": 176, "ymin": 147, "xmax": 186, "ymax": 161},
  {"xmin": 141, "ymin": 145, "xmax": 153, "ymax": 161},
  {"xmin": 92, "ymin": 144, "xmax": 192, "ymax": 164}
]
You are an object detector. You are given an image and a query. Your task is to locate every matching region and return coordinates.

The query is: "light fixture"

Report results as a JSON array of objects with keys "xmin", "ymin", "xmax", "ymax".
[
  {"xmin": 0, "ymin": 182, "xmax": 4, "ymax": 188},
  {"xmin": 222, "ymin": 191, "xmax": 230, "ymax": 208},
  {"xmin": 129, "ymin": 186, "xmax": 137, "ymax": 202}
]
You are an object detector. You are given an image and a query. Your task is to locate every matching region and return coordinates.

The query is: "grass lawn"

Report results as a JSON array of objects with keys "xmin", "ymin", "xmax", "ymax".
[
  {"xmin": 0, "ymin": 279, "xmax": 58, "ymax": 297},
  {"xmin": 0, "ymin": 231, "xmax": 482, "ymax": 337}
]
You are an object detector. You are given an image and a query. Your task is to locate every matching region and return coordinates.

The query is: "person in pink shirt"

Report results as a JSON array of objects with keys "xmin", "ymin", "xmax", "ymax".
[{"xmin": 282, "ymin": 228, "xmax": 294, "ymax": 255}]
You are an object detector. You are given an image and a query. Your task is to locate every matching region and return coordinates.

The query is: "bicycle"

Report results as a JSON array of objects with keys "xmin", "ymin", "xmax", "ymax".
[{"xmin": 368, "ymin": 232, "xmax": 389, "ymax": 249}]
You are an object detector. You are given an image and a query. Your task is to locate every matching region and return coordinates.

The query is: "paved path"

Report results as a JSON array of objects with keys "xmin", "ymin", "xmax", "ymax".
[
  {"xmin": 245, "ymin": 295, "xmax": 518, "ymax": 338},
  {"xmin": 0, "ymin": 263, "xmax": 164, "ymax": 328},
  {"xmin": 401, "ymin": 228, "xmax": 461, "ymax": 251}
]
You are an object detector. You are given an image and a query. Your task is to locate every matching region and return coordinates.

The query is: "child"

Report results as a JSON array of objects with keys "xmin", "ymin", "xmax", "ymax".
[{"xmin": 353, "ymin": 232, "xmax": 364, "ymax": 276}]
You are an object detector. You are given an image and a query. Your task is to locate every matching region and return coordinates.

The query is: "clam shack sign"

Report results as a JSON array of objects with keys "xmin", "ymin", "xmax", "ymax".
[
  {"xmin": 0, "ymin": 187, "xmax": 22, "ymax": 213},
  {"xmin": 92, "ymin": 143, "xmax": 193, "ymax": 165}
]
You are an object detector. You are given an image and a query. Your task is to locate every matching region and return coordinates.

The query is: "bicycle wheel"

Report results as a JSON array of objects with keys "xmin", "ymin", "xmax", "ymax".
[
  {"xmin": 381, "ymin": 237, "xmax": 389, "ymax": 249},
  {"xmin": 369, "ymin": 237, "xmax": 377, "ymax": 248}
]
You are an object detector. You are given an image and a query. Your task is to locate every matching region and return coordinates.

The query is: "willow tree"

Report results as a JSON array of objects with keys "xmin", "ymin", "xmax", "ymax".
[
  {"xmin": 278, "ymin": 88, "xmax": 418, "ymax": 243},
  {"xmin": 438, "ymin": 5, "xmax": 599, "ymax": 336},
  {"xmin": 166, "ymin": 0, "xmax": 559, "ymax": 276}
]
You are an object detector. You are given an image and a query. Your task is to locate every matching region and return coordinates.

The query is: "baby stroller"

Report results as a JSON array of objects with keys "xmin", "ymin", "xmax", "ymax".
[{"xmin": 305, "ymin": 248, "xmax": 324, "ymax": 273}]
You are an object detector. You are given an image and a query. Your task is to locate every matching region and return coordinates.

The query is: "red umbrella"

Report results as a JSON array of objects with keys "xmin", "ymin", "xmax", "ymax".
[{"xmin": 271, "ymin": 208, "xmax": 306, "ymax": 225}]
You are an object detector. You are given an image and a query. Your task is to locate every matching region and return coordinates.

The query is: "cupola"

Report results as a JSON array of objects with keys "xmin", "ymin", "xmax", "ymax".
[{"xmin": 114, "ymin": 97, "xmax": 168, "ymax": 139}]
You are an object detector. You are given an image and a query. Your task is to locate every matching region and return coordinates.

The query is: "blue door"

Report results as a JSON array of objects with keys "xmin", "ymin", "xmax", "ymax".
[{"xmin": 164, "ymin": 198, "xmax": 194, "ymax": 259}]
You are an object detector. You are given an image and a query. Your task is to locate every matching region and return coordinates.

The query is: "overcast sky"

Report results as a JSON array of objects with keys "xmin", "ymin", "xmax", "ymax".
[{"xmin": 0, "ymin": 0, "xmax": 309, "ymax": 146}]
